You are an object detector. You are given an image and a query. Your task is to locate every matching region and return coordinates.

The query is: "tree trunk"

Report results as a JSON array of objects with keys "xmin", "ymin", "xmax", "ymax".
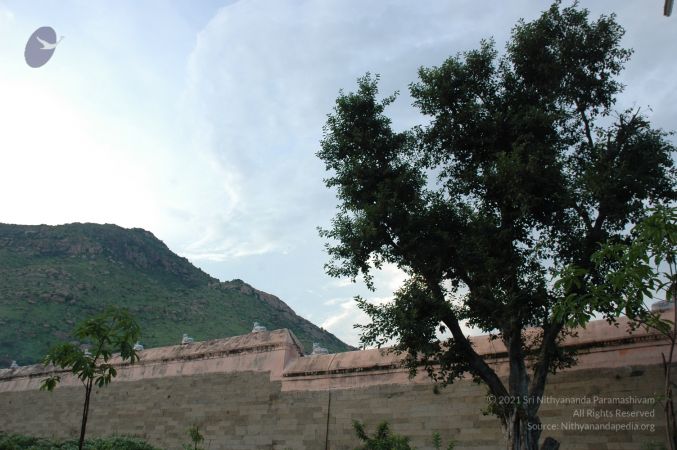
[
  {"xmin": 668, "ymin": 289, "xmax": 677, "ymax": 450},
  {"xmin": 433, "ymin": 282, "xmax": 563, "ymax": 450},
  {"xmin": 540, "ymin": 437, "xmax": 560, "ymax": 450},
  {"xmin": 502, "ymin": 324, "xmax": 556, "ymax": 450},
  {"xmin": 79, "ymin": 379, "xmax": 93, "ymax": 450},
  {"xmin": 503, "ymin": 409, "xmax": 538, "ymax": 450},
  {"xmin": 500, "ymin": 362, "xmax": 560, "ymax": 450},
  {"xmin": 663, "ymin": 348, "xmax": 677, "ymax": 450},
  {"xmin": 502, "ymin": 410, "xmax": 560, "ymax": 450}
]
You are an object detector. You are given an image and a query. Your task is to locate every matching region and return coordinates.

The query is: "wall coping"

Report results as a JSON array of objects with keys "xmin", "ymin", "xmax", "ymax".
[
  {"xmin": 0, "ymin": 329, "xmax": 304, "ymax": 382},
  {"xmin": 1, "ymin": 309, "xmax": 673, "ymax": 388}
]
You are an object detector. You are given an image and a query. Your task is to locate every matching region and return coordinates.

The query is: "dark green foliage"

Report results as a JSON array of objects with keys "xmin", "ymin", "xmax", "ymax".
[
  {"xmin": 318, "ymin": 2, "xmax": 675, "ymax": 449},
  {"xmin": 0, "ymin": 433, "xmax": 53, "ymax": 450},
  {"xmin": 431, "ymin": 431, "xmax": 455, "ymax": 450},
  {"xmin": 0, "ymin": 223, "xmax": 351, "ymax": 366},
  {"xmin": 0, "ymin": 433, "xmax": 160, "ymax": 450},
  {"xmin": 352, "ymin": 421, "xmax": 414, "ymax": 450}
]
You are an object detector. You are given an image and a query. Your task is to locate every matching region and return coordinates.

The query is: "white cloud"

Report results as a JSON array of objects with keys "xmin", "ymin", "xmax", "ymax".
[
  {"xmin": 319, "ymin": 292, "xmax": 481, "ymax": 348},
  {"xmin": 376, "ymin": 263, "xmax": 409, "ymax": 293},
  {"xmin": 314, "ymin": 263, "xmax": 408, "ymax": 346},
  {"xmin": 328, "ymin": 278, "xmax": 355, "ymax": 289},
  {"xmin": 323, "ymin": 298, "xmax": 345, "ymax": 306},
  {"xmin": 177, "ymin": 0, "xmax": 515, "ymax": 264},
  {"xmin": 321, "ymin": 296, "xmax": 393, "ymax": 347},
  {"xmin": 319, "ymin": 296, "xmax": 360, "ymax": 344},
  {"xmin": 321, "ymin": 300, "xmax": 358, "ymax": 331},
  {"xmin": 182, "ymin": 240, "xmax": 277, "ymax": 261},
  {"xmin": 0, "ymin": 3, "xmax": 13, "ymax": 28}
]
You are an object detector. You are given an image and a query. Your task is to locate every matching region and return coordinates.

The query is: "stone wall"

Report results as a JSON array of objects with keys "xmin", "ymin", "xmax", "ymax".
[{"xmin": 0, "ymin": 316, "xmax": 673, "ymax": 450}]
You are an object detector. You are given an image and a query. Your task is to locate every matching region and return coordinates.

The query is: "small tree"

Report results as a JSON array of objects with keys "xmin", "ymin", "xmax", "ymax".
[{"xmin": 41, "ymin": 307, "xmax": 141, "ymax": 450}]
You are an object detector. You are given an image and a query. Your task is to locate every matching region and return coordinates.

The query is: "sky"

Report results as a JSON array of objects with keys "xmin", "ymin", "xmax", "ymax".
[{"xmin": 0, "ymin": 1, "xmax": 675, "ymax": 347}]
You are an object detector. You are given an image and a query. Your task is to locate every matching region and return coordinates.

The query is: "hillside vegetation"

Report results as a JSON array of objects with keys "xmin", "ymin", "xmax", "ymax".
[{"xmin": 0, "ymin": 223, "xmax": 351, "ymax": 366}]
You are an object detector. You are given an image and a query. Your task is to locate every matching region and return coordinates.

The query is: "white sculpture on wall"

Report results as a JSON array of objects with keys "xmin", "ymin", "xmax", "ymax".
[
  {"xmin": 10, "ymin": 360, "xmax": 19, "ymax": 369},
  {"xmin": 252, "ymin": 322, "xmax": 267, "ymax": 333},
  {"xmin": 133, "ymin": 342, "xmax": 144, "ymax": 351},
  {"xmin": 181, "ymin": 334, "xmax": 194, "ymax": 345}
]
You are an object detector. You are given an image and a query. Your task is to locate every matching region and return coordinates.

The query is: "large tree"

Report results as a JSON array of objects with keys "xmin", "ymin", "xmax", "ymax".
[{"xmin": 317, "ymin": 2, "xmax": 676, "ymax": 449}]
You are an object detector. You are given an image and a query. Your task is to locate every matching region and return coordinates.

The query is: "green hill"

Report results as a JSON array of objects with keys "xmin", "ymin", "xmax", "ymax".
[{"xmin": 0, "ymin": 223, "xmax": 352, "ymax": 367}]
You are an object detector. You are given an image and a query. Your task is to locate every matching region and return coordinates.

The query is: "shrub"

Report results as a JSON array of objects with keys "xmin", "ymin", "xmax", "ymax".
[
  {"xmin": 432, "ymin": 431, "xmax": 455, "ymax": 450},
  {"xmin": 182, "ymin": 425, "xmax": 205, "ymax": 450},
  {"xmin": 352, "ymin": 420, "xmax": 414, "ymax": 450},
  {"xmin": 0, "ymin": 433, "xmax": 160, "ymax": 450}
]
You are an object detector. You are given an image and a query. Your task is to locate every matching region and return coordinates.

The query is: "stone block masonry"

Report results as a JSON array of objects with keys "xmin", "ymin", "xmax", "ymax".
[{"xmin": 0, "ymin": 314, "xmax": 674, "ymax": 450}]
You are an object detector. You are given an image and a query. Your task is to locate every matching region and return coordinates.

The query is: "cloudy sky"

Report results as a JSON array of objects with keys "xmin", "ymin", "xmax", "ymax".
[{"xmin": 0, "ymin": 1, "xmax": 675, "ymax": 346}]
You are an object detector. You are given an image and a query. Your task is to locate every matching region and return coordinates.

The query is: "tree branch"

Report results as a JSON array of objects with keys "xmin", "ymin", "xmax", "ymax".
[
  {"xmin": 528, "ymin": 319, "xmax": 565, "ymax": 413},
  {"xmin": 426, "ymin": 279, "xmax": 510, "ymax": 400},
  {"xmin": 577, "ymin": 104, "xmax": 595, "ymax": 151},
  {"xmin": 573, "ymin": 203, "xmax": 593, "ymax": 231},
  {"xmin": 530, "ymin": 203, "xmax": 611, "ymax": 408}
]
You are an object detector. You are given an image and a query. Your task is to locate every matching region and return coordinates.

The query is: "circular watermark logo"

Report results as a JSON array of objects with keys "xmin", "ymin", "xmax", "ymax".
[{"xmin": 24, "ymin": 26, "xmax": 63, "ymax": 68}]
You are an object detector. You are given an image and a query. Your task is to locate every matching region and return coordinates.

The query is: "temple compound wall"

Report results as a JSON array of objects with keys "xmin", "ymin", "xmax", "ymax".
[{"xmin": 0, "ymin": 312, "xmax": 674, "ymax": 450}]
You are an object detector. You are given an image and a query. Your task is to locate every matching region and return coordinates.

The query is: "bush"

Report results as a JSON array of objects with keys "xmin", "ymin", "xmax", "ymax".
[
  {"xmin": 432, "ymin": 431, "xmax": 455, "ymax": 450},
  {"xmin": 79, "ymin": 437, "xmax": 159, "ymax": 450},
  {"xmin": 0, "ymin": 433, "xmax": 52, "ymax": 450},
  {"xmin": 352, "ymin": 421, "xmax": 414, "ymax": 450},
  {"xmin": 0, "ymin": 433, "xmax": 160, "ymax": 450},
  {"xmin": 182, "ymin": 425, "xmax": 205, "ymax": 450}
]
